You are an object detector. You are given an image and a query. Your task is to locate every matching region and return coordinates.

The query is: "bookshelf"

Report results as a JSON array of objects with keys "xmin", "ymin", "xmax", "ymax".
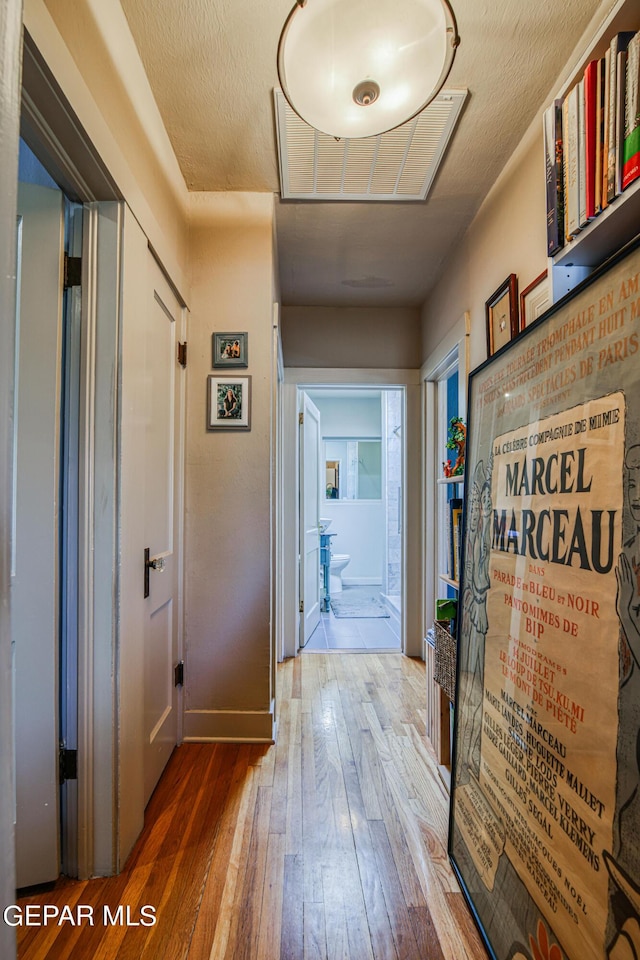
[
  {"xmin": 436, "ymin": 474, "xmax": 463, "ymax": 589},
  {"xmin": 548, "ymin": 0, "xmax": 640, "ymax": 300},
  {"xmin": 423, "ymin": 318, "xmax": 468, "ymax": 793},
  {"xmin": 430, "ymin": 471, "xmax": 464, "ymax": 785}
]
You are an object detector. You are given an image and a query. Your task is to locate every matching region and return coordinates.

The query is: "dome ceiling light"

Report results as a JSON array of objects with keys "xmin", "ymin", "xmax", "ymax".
[{"xmin": 277, "ymin": 0, "xmax": 460, "ymax": 140}]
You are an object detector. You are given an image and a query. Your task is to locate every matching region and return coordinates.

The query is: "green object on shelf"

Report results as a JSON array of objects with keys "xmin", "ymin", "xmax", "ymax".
[{"xmin": 436, "ymin": 598, "xmax": 457, "ymax": 621}]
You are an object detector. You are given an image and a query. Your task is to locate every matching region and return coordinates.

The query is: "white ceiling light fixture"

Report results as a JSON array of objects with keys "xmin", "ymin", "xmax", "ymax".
[{"xmin": 277, "ymin": 0, "xmax": 460, "ymax": 141}]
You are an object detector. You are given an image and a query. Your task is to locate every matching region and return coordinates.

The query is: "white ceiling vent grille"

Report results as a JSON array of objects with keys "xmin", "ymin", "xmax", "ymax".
[{"xmin": 274, "ymin": 87, "xmax": 467, "ymax": 202}]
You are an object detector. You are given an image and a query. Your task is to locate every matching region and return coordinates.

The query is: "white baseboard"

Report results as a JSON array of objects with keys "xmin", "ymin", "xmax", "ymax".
[{"xmin": 183, "ymin": 702, "xmax": 275, "ymax": 742}]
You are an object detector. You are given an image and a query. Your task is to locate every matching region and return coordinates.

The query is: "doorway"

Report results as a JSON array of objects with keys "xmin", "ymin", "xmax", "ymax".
[
  {"xmin": 12, "ymin": 140, "xmax": 82, "ymax": 887},
  {"xmin": 299, "ymin": 387, "xmax": 404, "ymax": 652}
]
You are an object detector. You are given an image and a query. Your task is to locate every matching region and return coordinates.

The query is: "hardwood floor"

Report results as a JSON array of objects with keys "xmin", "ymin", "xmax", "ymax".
[{"xmin": 16, "ymin": 654, "xmax": 487, "ymax": 960}]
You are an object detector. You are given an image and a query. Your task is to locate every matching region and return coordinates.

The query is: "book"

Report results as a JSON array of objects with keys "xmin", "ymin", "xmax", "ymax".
[
  {"xmin": 448, "ymin": 497, "xmax": 462, "ymax": 582},
  {"xmin": 583, "ymin": 61, "xmax": 598, "ymax": 219},
  {"xmin": 607, "ymin": 32, "xmax": 636, "ymax": 201},
  {"xmin": 616, "ymin": 49, "xmax": 630, "ymax": 194},
  {"xmin": 543, "ymin": 100, "xmax": 564, "ymax": 255},
  {"xmin": 623, "ymin": 31, "xmax": 640, "ymax": 190},
  {"xmin": 597, "ymin": 53, "xmax": 607, "ymax": 212},
  {"xmin": 596, "ymin": 57, "xmax": 603, "ymax": 211},
  {"xmin": 578, "ymin": 79, "xmax": 588, "ymax": 226},
  {"xmin": 564, "ymin": 85, "xmax": 581, "ymax": 239},
  {"xmin": 452, "ymin": 505, "xmax": 462, "ymax": 583}
]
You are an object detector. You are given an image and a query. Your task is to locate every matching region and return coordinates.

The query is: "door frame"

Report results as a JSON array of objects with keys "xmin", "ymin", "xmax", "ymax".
[
  {"xmin": 15, "ymin": 31, "xmax": 188, "ymax": 879},
  {"xmin": 1, "ymin": 5, "xmax": 23, "ymax": 953},
  {"xmin": 421, "ymin": 312, "xmax": 470, "ymax": 635},
  {"xmin": 279, "ymin": 368, "xmax": 423, "ymax": 660}
]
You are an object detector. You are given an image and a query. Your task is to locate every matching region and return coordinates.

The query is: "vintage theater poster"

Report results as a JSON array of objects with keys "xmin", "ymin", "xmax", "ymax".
[{"xmin": 449, "ymin": 237, "xmax": 640, "ymax": 960}]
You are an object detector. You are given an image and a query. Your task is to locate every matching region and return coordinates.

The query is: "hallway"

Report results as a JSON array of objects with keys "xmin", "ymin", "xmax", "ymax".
[{"xmin": 16, "ymin": 654, "xmax": 486, "ymax": 959}]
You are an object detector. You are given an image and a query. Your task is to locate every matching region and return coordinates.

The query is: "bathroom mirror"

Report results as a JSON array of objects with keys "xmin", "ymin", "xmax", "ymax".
[
  {"xmin": 325, "ymin": 460, "xmax": 340, "ymax": 498},
  {"xmin": 324, "ymin": 440, "xmax": 381, "ymax": 500}
]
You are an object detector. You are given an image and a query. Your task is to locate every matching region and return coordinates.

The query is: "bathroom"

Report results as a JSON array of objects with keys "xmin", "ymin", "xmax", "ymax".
[{"xmin": 303, "ymin": 387, "xmax": 404, "ymax": 651}]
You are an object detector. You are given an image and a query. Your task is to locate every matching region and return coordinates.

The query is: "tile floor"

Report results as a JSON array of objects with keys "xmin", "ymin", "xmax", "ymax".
[{"xmin": 302, "ymin": 585, "xmax": 401, "ymax": 651}]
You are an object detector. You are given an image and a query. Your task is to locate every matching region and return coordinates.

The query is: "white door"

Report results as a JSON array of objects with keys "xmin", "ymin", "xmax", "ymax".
[
  {"xmin": 143, "ymin": 257, "xmax": 183, "ymax": 805},
  {"xmin": 13, "ymin": 182, "xmax": 64, "ymax": 887},
  {"xmin": 300, "ymin": 393, "xmax": 322, "ymax": 645}
]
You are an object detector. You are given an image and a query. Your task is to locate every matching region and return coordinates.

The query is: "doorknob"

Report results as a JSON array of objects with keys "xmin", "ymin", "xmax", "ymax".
[{"xmin": 144, "ymin": 547, "xmax": 165, "ymax": 598}]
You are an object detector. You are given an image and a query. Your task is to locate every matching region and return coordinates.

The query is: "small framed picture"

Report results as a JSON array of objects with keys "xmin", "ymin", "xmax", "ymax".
[
  {"xmin": 485, "ymin": 274, "xmax": 518, "ymax": 356},
  {"xmin": 213, "ymin": 332, "xmax": 248, "ymax": 368},
  {"xmin": 519, "ymin": 269, "xmax": 550, "ymax": 329},
  {"xmin": 207, "ymin": 376, "xmax": 251, "ymax": 430}
]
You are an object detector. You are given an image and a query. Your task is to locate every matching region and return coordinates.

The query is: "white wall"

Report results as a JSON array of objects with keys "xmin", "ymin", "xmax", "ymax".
[
  {"xmin": 321, "ymin": 501, "xmax": 384, "ymax": 583},
  {"xmin": 311, "ymin": 394, "xmax": 381, "ymax": 437}
]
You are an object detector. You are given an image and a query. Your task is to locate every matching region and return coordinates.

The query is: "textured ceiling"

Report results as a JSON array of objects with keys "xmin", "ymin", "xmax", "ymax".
[{"xmin": 120, "ymin": 0, "xmax": 603, "ymax": 308}]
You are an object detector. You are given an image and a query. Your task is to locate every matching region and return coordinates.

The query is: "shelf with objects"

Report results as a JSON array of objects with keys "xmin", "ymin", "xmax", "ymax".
[
  {"xmin": 426, "ymin": 415, "xmax": 465, "ymax": 789},
  {"xmin": 544, "ymin": 0, "xmax": 640, "ymax": 303}
]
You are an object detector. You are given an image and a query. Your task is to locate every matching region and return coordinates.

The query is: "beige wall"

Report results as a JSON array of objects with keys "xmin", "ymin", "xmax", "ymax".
[
  {"xmin": 25, "ymin": 0, "xmax": 190, "ymax": 298},
  {"xmin": 184, "ymin": 193, "xmax": 276, "ymax": 740},
  {"xmin": 422, "ymin": 127, "xmax": 548, "ymax": 373},
  {"xmin": 283, "ymin": 305, "xmax": 422, "ymax": 368}
]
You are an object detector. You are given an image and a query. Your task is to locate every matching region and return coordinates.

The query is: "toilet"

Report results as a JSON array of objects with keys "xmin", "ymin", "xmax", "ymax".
[{"xmin": 329, "ymin": 554, "xmax": 350, "ymax": 594}]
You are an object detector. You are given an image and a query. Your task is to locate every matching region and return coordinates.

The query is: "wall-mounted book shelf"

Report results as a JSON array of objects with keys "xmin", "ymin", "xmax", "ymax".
[
  {"xmin": 553, "ymin": 174, "xmax": 640, "ymax": 267},
  {"xmin": 546, "ymin": 0, "xmax": 640, "ymax": 298},
  {"xmin": 438, "ymin": 574, "xmax": 459, "ymax": 590}
]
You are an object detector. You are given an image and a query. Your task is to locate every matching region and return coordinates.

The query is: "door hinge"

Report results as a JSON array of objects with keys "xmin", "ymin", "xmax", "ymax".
[
  {"xmin": 299, "ymin": 412, "xmax": 304, "ymax": 425},
  {"xmin": 63, "ymin": 254, "xmax": 82, "ymax": 290},
  {"xmin": 59, "ymin": 744, "xmax": 78, "ymax": 784},
  {"xmin": 177, "ymin": 341, "xmax": 187, "ymax": 367},
  {"xmin": 299, "ymin": 599, "xmax": 304, "ymax": 613},
  {"xmin": 174, "ymin": 660, "xmax": 185, "ymax": 687}
]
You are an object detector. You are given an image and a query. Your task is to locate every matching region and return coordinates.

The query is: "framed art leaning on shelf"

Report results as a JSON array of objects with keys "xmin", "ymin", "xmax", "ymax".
[
  {"xmin": 449, "ymin": 235, "xmax": 640, "ymax": 960},
  {"xmin": 486, "ymin": 274, "xmax": 518, "ymax": 356},
  {"xmin": 519, "ymin": 270, "xmax": 550, "ymax": 329}
]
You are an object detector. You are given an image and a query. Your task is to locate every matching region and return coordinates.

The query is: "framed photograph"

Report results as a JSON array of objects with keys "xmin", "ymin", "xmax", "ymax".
[
  {"xmin": 207, "ymin": 375, "xmax": 251, "ymax": 430},
  {"xmin": 212, "ymin": 332, "xmax": 248, "ymax": 368},
  {"xmin": 519, "ymin": 270, "xmax": 551, "ymax": 329},
  {"xmin": 449, "ymin": 236, "xmax": 640, "ymax": 960},
  {"xmin": 486, "ymin": 274, "xmax": 519, "ymax": 356}
]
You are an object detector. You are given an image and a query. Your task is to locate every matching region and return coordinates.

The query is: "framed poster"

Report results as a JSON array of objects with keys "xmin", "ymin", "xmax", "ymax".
[
  {"xmin": 207, "ymin": 375, "xmax": 251, "ymax": 430},
  {"xmin": 450, "ymin": 235, "xmax": 640, "ymax": 960}
]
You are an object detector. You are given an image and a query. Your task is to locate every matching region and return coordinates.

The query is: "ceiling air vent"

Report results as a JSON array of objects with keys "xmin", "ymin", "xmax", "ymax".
[{"xmin": 274, "ymin": 87, "xmax": 467, "ymax": 202}]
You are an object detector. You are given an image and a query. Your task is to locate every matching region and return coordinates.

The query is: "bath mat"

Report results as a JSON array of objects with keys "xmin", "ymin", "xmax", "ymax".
[{"xmin": 330, "ymin": 595, "xmax": 389, "ymax": 618}]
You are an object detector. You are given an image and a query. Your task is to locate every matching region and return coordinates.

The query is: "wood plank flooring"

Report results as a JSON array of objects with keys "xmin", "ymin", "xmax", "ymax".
[{"xmin": 16, "ymin": 654, "xmax": 487, "ymax": 960}]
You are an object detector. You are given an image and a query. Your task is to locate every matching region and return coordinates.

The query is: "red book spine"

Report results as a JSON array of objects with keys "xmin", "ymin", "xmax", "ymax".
[{"xmin": 584, "ymin": 59, "xmax": 598, "ymax": 219}]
